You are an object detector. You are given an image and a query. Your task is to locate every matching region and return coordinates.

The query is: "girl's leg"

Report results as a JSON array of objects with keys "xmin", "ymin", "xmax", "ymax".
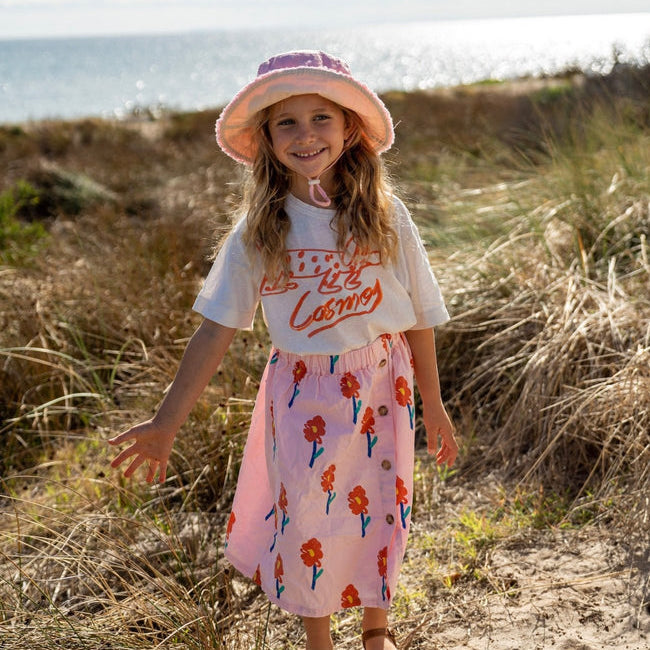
[
  {"xmin": 301, "ymin": 615, "xmax": 334, "ymax": 650},
  {"xmin": 361, "ymin": 608, "xmax": 396, "ymax": 649}
]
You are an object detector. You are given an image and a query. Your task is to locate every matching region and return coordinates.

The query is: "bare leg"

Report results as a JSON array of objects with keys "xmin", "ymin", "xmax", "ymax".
[
  {"xmin": 301, "ymin": 615, "xmax": 334, "ymax": 650},
  {"xmin": 362, "ymin": 608, "xmax": 396, "ymax": 649}
]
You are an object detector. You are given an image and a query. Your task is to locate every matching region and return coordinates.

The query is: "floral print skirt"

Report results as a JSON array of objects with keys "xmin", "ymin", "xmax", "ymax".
[{"xmin": 224, "ymin": 332, "xmax": 416, "ymax": 618}]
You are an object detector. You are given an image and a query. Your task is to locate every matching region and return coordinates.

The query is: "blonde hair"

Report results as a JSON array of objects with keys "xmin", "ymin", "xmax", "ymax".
[{"xmin": 240, "ymin": 103, "xmax": 398, "ymax": 281}]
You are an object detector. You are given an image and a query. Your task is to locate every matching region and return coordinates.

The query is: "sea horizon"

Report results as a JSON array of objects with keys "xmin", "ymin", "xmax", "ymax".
[{"xmin": 1, "ymin": 12, "xmax": 649, "ymax": 125}]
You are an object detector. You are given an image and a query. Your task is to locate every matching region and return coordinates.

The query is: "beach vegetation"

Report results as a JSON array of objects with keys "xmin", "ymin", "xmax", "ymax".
[
  {"xmin": 0, "ymin": 63, "xmax": 648, "ymax": 648},
  {"xmin": 0, "ymin": 181, "xmax": 48, "ymax": 263}
]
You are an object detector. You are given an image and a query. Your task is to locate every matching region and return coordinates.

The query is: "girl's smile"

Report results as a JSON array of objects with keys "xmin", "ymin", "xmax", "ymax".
[
  {"xmin": 268, "ymin": 94, "xmax": 350, "ymax": 205},
  {"xmin": 293, "ymin": 148, "xmax": 326, "ymax": 159}
]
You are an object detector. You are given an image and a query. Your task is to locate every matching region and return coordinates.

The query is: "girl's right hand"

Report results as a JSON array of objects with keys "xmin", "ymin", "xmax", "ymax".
[{"xmin": 108, "ymin": 421, "xmax": 176, "ymax": 484}]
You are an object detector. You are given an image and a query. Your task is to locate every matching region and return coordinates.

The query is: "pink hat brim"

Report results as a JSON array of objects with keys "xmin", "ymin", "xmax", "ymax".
[{"xmin": 216, "ymin": 66, "xmax": 394, "ymax": 165}]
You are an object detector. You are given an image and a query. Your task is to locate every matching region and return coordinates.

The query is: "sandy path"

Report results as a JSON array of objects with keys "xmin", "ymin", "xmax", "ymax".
[{"xmin": 421, "ymin": 530, "xmax": 649, "ymax": 650}]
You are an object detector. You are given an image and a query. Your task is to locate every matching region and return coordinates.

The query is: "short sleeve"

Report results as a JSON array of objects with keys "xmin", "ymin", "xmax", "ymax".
[
  {"xmin": 192, "ymin": 219, "xmax": 262, "ymax": 329},
  {"xmin": 393, "ymin": 197, "xmax": 450, "ymax": 328}
]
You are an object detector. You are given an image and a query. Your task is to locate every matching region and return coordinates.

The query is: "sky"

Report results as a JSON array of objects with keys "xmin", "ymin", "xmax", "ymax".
[{"xmin": 1, "ymin": 0, "xmax": 649, "ymax": 40}]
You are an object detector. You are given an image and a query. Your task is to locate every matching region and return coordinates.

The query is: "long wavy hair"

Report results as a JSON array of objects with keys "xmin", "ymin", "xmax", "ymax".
[{"xmin": 239, "ymin": 102, "xmax": 398, "ymax": 281}]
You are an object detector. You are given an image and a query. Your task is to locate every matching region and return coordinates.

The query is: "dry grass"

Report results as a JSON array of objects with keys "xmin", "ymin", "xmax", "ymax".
[
  {"xmin": 428, "ymin": 110, "xmax": 650, "ymax": 508},
  {"xmin": 1, "ymin": 64, "xmax": 649, "ymax": 648}
]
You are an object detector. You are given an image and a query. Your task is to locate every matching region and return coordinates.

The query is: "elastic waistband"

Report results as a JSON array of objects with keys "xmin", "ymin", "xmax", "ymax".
[{"xmin": 271, "ymin": 333, "xmax": 407, "ymax": 375}]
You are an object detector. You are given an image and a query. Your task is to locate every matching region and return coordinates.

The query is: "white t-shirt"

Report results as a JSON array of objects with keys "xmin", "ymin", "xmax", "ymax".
[{"xmin": 193, "ymin": 193, "xmax": 449, "ymax": 355}]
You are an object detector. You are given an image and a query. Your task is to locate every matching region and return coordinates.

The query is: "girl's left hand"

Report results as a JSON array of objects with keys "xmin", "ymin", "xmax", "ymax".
[{"xmin": 423, "ymin": 405, "xmax": 458, "ymax": 467}]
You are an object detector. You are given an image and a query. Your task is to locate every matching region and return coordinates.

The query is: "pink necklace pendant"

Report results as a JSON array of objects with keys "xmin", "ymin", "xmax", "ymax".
[{"xmin": 308, "ymin": 178, "xmax": 332, "ymax": 208}]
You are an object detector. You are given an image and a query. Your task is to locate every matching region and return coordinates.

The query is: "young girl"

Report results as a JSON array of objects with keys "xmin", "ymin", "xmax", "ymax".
[{"xmin": 109, "ymin": 50, "xmax": 458, "ymax": 650}]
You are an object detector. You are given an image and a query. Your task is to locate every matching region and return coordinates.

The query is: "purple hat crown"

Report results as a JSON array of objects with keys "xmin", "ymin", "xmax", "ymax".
[{"xmin": 257, "ymin": 51, "xmax": 351, "ymax": 77}]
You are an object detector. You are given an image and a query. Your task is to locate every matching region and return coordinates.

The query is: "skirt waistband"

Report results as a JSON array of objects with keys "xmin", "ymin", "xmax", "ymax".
[{"xmin": 271, "ymin": 333, "xmax": 407, "ymax": 376}]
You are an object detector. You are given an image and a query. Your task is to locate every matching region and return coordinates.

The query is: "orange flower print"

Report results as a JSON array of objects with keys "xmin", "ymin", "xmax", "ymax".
[
  {"xmin": 395, "ymin": 475, "xmax": 408, "ymax": 505},
  {"xmin": 321, "ymin": 464, "xmax": 337, "ymax": 514},
  {"xmin": 341, "ymin": 583, "xmax": 361, "ymax": 608},
  {"xmin": 340, "ymin": 373, "xmax": 360, "ymax": 398},
  {"xmin": 278, "ymin": 483, "xmax": 290, "ymax": 534},
  {"xmin": 301, "ymin": 537, "xmax": 324, "ymax": 590},
  {"xmin": 252, "ymin": 564, "xmax": 262, "ymax": 587},
  {"xmin": 289, "ymin": 360, "xmax": 307, "ymax": 408},
  {"xmin": 225, "ymin": 511, "xmax": 236, "ymax": 549},
  {"xmin": 304, "ymin": 415, "xmax": 325, "ymax": 443},
  {"xmin": 293, "ymin": 360, "xmax": 307, "ymax": 383},
  {"xmin": 340, "ymin": 372, "xmax": 362, "ymax": 424},
  {"xmin": 360, "ymin": 406, "xmax": 378, "ymax": 458},
  {"xmin": 274, "ymin": 553, "xmax": 283, "ymax": 579},
  {"xmin": 377, "ymin": 546, "xmax": 389, "ymax": 601},
  {"xmin": 226, "ymin": 511, "xmax": 236, "ymax": 536},
  {"xmin": 304, "ymin": 415, "xmax": 326, "ymax": 468},
  {"xmin": 380, "ymin": 333, "xmax": 393, "ymax": 353},
  {"xmin": 377, "ymin": 546, "xmax": 388, "ymax": 578},
  {"xmin": 395, "ymin": 375, "xmax": 414, "ymax": 429},
  {"xmin": 396, "ymin": 475, "xmax": 411, "ymax": 529},
  {"xmin": 274, "ymin": 553, "xmax": 285, "ymax": 598},
  {"xmin": 300, "ymin": 538, "xmax": 323, "ymax": 568},
  {"xmin": 395, "ymin": 376, "xmax": 411, "ymax": 407},
  {"xmin": 348, "ymin": 485, "xmax": 369, "ymax": 515},
  {"xmin": 321, "ymin": 464, "xmax": 335, "ymax": 492},
  {"xmin": 348, "ymin": 485, "xmax": 371, "ymax": 537},
  {"xmin": 278, "ymin": 483, "xmax": 288, "ymax": 512}
]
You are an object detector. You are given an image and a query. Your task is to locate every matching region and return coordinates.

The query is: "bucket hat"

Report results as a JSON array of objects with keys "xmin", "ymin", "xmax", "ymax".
[{"xmin": 216, "ymin": 50, "xmax": 394, "ymax": 166}]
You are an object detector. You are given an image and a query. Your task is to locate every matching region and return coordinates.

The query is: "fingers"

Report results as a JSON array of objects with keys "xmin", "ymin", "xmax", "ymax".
[
  {"xmin": 110, "ymin": 445, "xmax": 138, "ymax": 469},
  {"xmin": 428, "ymin": 428, "xmax": 459, "ymax": 468},
  {"xmin": 107, "ymin": 428, "xmax": 137, "ymax": 446},
  {"xmin": 108, "ymin": 426, "xmax": 168, "ymax": 483},
  {"xmin": 111, "ymin": 449, "xmax": 166, "ymax": 483},
  {"xmin": 158, "ymin": 460, "xmax": 168, "ymax": 484},
  {"xmin": 436, "ymin": 441, "xmax": 458, "ymax": 467},
  {"xmin": 146, "ymin": 459, "xmax": 167, "ymax": 484},
  {"xmin": 124, "ymin": 454, "xmax": 147, "ymax": 478},
  {"xmin": 146, "ymin": 461, "xmax": 158, "ymax": 484}
]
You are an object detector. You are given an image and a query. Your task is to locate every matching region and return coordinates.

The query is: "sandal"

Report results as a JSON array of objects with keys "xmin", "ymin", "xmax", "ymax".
[{"xmin": 361, "ymin": 627, "xmax": 398, "ymax": 649}]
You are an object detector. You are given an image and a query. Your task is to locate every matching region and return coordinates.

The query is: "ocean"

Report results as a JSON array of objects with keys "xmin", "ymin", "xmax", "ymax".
[{"xmin": 1, "ymin": 13, "xmax": 649, "ymax": 124}]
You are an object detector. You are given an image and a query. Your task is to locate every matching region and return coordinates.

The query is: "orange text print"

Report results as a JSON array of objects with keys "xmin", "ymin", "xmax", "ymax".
[{"xmin": 260, "ymin": 238, "xmax": 384, "ymax": 338}]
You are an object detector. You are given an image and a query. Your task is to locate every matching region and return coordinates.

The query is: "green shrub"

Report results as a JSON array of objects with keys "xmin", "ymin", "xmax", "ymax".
[{"xmin": 0, "ymin": 181, "xmax": 48, "ymax": 263}]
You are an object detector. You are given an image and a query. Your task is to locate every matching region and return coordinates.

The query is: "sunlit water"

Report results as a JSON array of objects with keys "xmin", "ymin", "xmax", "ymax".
[{"xmin": 1, "ymin": 13, "xmax": 649, "ymax": 123}]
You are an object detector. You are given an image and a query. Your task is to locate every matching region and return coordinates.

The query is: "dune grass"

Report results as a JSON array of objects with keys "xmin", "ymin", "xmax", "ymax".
[{"xmin": 1, "ymin": 64, "xmax": 649, "ymax": 647}]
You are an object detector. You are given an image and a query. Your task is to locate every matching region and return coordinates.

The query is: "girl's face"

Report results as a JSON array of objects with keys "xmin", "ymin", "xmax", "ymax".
[{"xmin": 267, "ymin": 94, "xmax": 350, "ymax": 205}]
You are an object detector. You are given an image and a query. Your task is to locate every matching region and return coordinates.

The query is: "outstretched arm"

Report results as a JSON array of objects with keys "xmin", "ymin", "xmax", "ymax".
[
  {"xmin": 108, "ymin": 318, "xmax": 237, "ymax": 483},
  {"xmin": 404, "ymin": 327, "xmax": 458, "ymax": 467}
]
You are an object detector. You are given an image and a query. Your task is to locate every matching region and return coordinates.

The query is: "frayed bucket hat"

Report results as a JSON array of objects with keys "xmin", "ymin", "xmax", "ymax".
[{"xmin": 215, "ymin": 50, "xmax": 394, "ymax": 166}]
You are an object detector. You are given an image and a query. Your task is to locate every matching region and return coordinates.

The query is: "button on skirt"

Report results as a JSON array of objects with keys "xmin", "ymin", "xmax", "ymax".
[{"xmin": 224, "ymin": 332, "xmax": 416, "ymax": 617}]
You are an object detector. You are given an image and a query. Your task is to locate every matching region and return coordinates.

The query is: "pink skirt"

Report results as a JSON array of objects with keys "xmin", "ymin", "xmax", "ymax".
[{"xmin": 224, "ymin": 333, "xmax": 416, "ymax": 617}]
